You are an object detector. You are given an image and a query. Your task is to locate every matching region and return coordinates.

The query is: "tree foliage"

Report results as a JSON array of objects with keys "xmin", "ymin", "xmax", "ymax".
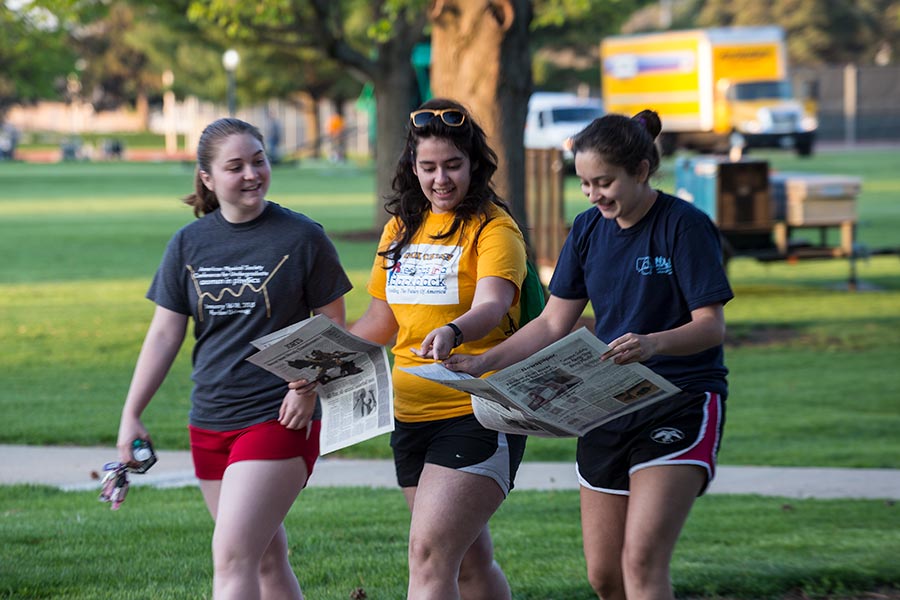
[
  {"xmin": 696, "ymin": 0, "xmax": 900, "ymax": 66},
  {"xmin": 182, "ymin": 1, "xmax": 428, "ymax": 227},
  {"xmin": 0, "ymin": 3, "xmax": 74, "ymax": 115},
  {"xmin": 67, "ymin": 3, "xmax": 159, "ymax": 110},
  {"xmin": 530, "ymin": 0, "xmax": 657, "ymax": 91}
]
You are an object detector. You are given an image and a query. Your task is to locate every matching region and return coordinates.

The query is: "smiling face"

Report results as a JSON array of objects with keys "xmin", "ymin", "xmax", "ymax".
[
  {"xmin": 574, "ymin": 149, "xmax": 656, "ymax": 229},
  {"xmin": 412, "ymin": 136, "xmax": 472, "ymax": 214},
  {"xmin": 199, "ymin": 132, "xmax": 270, "ymax": 223}
]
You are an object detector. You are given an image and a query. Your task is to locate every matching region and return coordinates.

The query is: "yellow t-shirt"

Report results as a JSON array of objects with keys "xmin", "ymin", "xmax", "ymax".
[{"xmin": 367, "ymin": 205, "xmax": 527, "ymax": 422}]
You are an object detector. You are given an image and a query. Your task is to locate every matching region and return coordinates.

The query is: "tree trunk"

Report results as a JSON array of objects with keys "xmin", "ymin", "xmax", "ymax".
[
  {"xmin": 295, "ymin": 92, "xmax": 320, "ymax": 160},
  {"xmin": 370, "ymin": 33, "xmax": 423, "ymax": 231},
  {"xmin": 429, "ymin": 0, "xmax": 533, "ymax": 240}
]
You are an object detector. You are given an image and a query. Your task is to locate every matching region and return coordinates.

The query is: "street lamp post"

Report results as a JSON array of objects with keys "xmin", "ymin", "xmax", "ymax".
[
  {"xmin": 222, "ymin": 49, "xmax": 240, "ymax": 117},
  {"xmin": 162, "ymin": 69, "xmax": 177, "ymax": 156}
]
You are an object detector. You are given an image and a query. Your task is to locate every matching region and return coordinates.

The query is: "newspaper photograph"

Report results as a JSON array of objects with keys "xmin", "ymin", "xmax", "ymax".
[
  {"xmin": 246, "ymin": 314, "xmax": 393, "ymax": 454},
  {"xmin": 403, "ymin": 327, "xmax": 680, "ymax": 437}
]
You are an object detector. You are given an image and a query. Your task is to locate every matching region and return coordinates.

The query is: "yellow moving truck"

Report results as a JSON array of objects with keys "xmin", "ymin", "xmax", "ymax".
[{"xmin": 601, "ymin": 26, "xmax": 817, "ymax": 156}]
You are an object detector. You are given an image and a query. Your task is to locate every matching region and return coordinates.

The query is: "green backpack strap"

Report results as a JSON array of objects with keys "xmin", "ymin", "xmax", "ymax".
[{"xmin": 518, "ymin": 260, "xmax": 547, "ymax": 327}]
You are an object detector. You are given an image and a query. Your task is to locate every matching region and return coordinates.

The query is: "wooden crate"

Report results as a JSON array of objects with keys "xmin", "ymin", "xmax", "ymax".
[
  {"xmin": 717, "ymin": 161, "xmax": 771, "ymax": 229},
  {"xmin": 778, "ymin": 174, "xmax": 860, "ymax": 226}
]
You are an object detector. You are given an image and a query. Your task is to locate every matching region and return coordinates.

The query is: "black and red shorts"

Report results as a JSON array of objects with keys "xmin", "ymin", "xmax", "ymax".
[{"xmin": 577, "ymin": 391, "xmax": 724, "ymax": 495}]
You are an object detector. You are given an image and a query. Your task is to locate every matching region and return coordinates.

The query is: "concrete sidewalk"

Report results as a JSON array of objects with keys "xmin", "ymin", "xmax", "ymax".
[{"xmin": 2, "ymin": 444, "xmax": 899, "ymax": 500}]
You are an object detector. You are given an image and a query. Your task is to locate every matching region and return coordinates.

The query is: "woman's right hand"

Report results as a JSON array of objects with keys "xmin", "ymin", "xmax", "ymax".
[
  {"xmin": 116, "ymin": 416, "xmax": 149, "ymax": 466},
  {"xmin": 442, "ymin": 353, "xmax": 489, "ymax": 377}
]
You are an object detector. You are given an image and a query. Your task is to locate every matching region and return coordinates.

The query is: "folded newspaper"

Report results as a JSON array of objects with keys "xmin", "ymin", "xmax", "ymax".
[
  {"xmin": 403, "ymin": 327, "xmax": 680, "ymax": 437},
  {"xmin": 246, "ymin": 314, "xmax": 393, "ymax": 454}
]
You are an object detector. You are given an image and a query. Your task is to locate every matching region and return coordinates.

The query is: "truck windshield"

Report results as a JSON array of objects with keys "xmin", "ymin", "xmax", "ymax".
[
  {"xmin": 551, "ymin": 106, "xmax": 604, "ymax": 123},
  {"xmin": 731, "ymin": 81, "xmax": 793, "ymax": 101}
]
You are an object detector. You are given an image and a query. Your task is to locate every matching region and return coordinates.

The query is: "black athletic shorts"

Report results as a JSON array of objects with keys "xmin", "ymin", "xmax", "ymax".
[
  {"xmin": 577, "ymin": 391, "xmax": 725, "ymax": 495},
  {"xmin": 391, "ymin": 413, "xmax": 527, "ymax": 497}
]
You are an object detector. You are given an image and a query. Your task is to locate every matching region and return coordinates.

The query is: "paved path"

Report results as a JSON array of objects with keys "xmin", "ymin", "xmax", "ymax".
[{"xmin": 2, "ymin": 444, "xmax": 899, "ymax": 500}]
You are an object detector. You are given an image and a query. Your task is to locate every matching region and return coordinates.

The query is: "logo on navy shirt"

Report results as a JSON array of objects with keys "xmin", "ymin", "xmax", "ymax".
[{"xmin": 635, "ymin": 256, "xmax": 673, "ymax": 275}]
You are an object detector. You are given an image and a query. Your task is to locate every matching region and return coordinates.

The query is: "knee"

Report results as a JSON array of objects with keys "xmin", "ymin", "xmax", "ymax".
[
  {"xmin": 211, "ymin": 531, "xmax": 257, "ymax": 576},
  {"xmin": 457, "ymin": 537, "xmax": 494, "ymax": 585},
  {"xmin": 258, "ymin": 540, "xmax": 286, "ymax": 578},
  {"xmin": 408, "ymin": 534, "xmax": 439, "ymax": 568},
  {"xmin": 408, "ymin": 533, "xmax": 457, "ymax": 581},
  {"xmin": 620, "ymin": 543, "xmax": 668, "ymax": 590},
  {"xmin": 212, "ymin": 544, "xmax": 254, "ymax": 577},
  {"xmin": 586, "ymin": 564, "xmax": 624, "ymax": 600}
]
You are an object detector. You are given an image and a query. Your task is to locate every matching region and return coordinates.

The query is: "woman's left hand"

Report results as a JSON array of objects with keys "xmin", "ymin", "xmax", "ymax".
[
  {"xmin": 411, "ymin": 325, "xmax": 456, "ymax": 361},
  {"xmin": 281, "ymin": 378, "xmax": 318, "ymax": 433},
  {"xmin": 602, "ymin": 332, "xmax": 657, "ymax": 365}
]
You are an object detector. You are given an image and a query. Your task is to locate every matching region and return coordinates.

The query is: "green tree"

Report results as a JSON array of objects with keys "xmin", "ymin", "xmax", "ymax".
[
  {"xmin": 696, "ymin": 0, "xmax": 900, "ymax": 66},
  {"xmin": 530, "ymin": 0, "xmax": 655, "ymax": 92},
  {"xmin": 184, "ymin": 0, "xmax": 429, "ymax": 229},
  {"xmin": 430, "ymin": 0, "xmax": 654, "ymax": 226},
  {"xmin": 0, "ymin": 3, "xmax": 74, "ymax": 118}
]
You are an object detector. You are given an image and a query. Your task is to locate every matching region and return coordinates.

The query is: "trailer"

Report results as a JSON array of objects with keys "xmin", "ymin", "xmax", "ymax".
[{"xmin": 673, "ymin": 156, "xmax": 877, "ymax": 288}]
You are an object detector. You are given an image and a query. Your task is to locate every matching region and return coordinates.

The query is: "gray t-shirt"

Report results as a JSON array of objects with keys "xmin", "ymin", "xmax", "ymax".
[{"xmin": 148, "ymin": 202, "xmax": 352, "ymax": 430}]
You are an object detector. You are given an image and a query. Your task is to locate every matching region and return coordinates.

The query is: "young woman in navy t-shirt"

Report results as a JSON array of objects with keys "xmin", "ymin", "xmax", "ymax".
[{"xmin": 445, "ymin": 110, "xmax": 733, "ymax": 600}]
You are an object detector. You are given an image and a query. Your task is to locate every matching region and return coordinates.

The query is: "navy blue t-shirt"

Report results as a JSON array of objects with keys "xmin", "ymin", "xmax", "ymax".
[
  {"xmin": 549, "ymin": 192, "xmax": 733, "ymax": 396},
  {"xmin": 148, "ymin": 202, "xmax": 352, "ymax": 430}
]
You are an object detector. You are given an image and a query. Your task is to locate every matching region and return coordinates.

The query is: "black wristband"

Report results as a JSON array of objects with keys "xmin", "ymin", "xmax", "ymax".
[{"xmin": 445, "ymin": 322, "xmax": 464, "ymax": 348}]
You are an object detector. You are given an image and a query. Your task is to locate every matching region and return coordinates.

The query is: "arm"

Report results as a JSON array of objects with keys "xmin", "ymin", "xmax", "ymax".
[
  {"xmin": 443, "ymin": 294, "xmax": 588, "ymax": 376},
  {"xmin": 313, "ymin": 295, "xmax": 347, "ymax": 328},
  {"xmin": 601, "ymin": 303, "xmax": 726, "ymax": 365},
  {"xmin": 413, "ymin": 275, "xmax": 518, "ymax": 361},
  {"xmin": 281, "ymin": 295, "xmax": 349, "ymax": 430},
  {"xmin": 348, "ymin": 297, "xmax": 399, "ymax": 346},
  {"xmin": 117, "ymin": 306, "xmax": 188, "ymax": 464}
]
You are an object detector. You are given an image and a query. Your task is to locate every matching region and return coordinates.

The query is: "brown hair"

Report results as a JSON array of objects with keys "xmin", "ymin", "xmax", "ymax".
[
  {"xmin": 379, "ymin": 98, "xmax": 513, "ymax": 266},
  {"xmin": 571, "ymin": 109, "xmax": 663, "ymax": 177},
  {"xmin": 183, "ymin": 118, "xmax": 266, "ymax": 218}
]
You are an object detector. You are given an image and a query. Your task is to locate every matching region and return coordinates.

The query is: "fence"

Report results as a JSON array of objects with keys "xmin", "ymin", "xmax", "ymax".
[
  {"xmin": 6, "ymin": 96, "xmax": 371, "ymax": 162},
  {"xmin": 794, "ymin": 64, "xmax": 900, "ymax": 143},
  {"xmin": 524, "ymin": 148, "xmax": 568, "ymax": 278}
]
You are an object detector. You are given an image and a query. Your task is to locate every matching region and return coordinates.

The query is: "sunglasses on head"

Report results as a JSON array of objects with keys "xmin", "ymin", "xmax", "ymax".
[{"xmin": 410, "ymin": 108, "xmax": 467, "ymax": 128}]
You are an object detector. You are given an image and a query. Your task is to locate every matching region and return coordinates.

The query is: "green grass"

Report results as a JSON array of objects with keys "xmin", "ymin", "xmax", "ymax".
[
  {"xmin": 1, "ymin": 151, "xmax": 899, "ymax": 598},
  {"xmin": 18, "ymin": 130, "xmax": 185, "ymax": 151},
  {"xmin": 1, "ymin": 486, "xmax": 897, "ymax": 600},
  {"xmin": 2, "ymin": 153, "xmax": 898, "ymax": 465}
]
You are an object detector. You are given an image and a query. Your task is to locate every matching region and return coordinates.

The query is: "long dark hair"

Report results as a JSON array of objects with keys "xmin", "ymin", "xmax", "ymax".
[
  {"xmin": 571, "ymin": 109, "xmax": 662, "ymax": 178},
  {"xmin": 183, "ymin": 118, "xmax": 266, "ymax": 218},
  {"xmin": 379, "ymin": 98, "xmax": 512, "ymax": 266}
]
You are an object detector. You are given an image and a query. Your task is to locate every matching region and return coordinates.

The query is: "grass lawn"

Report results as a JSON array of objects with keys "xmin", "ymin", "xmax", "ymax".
[
  {"xmin": 2, "ymin": 485, "xmax": 898, "ymax": 600},
  {"xmin": 2, "ymin": 153, "xmax": 897, "ymax": 465},
  {"xmin": 1, "ymin": 149, "xmax": 899, "ymax": 598}
]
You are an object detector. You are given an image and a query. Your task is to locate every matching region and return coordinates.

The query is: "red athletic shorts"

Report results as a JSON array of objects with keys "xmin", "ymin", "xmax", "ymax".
[{"xmin": 189, "ymin": 419, "xmax": 321, "ymax": 483}]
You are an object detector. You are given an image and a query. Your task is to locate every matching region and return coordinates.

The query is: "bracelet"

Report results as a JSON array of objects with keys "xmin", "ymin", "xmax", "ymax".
[{"xmin": 445, "ymin": 322, "xmax": 464, "ymax": 348}]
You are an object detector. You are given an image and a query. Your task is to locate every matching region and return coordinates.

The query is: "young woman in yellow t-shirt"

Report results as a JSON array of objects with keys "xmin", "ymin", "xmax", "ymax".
[{"xmin": 349, "ymin": 98, "xmax": 528, "ymax": 600}]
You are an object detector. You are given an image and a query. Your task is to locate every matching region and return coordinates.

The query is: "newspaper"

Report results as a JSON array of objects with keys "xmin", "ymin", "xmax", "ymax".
[
  {"xmin": 403, "ymin": 327, "xmax": 680, "ymax": 437},
  {"xmin": 246, "ymin": 314, "xmax": 393, "ymax": 454}
]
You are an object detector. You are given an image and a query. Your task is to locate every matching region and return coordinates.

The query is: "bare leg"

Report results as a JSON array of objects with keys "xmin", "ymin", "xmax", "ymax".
[
  {"xmin": 457, "ymin": 523, "xmax": 510, "ymax": 600},
  {"xmin": 199, "ymin": 458, "xmax": 308, "ymax": 600},
  {"xmin": 402, "ymin": 465, "xmax": 510, "ymax": 600},
  {"xmin": 621, "ymin": 465, "xmax": 706, "ymax": 600},
  {"xmin": 580, "ymin": 487, "xmax": 628, "ymax": 600}
]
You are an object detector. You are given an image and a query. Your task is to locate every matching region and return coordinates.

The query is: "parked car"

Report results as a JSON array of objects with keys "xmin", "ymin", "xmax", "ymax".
[{"xmin": 525, "ymin": 92, "xmax": 604, "ymax": 163}]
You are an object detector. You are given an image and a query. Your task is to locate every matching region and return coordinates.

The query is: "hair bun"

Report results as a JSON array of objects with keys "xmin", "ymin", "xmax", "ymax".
[{"xmin": 633, "ymin": 110, "xmax": 662, "ymax": 139}]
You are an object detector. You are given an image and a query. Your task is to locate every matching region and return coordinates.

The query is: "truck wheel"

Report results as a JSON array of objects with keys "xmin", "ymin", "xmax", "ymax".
[{"xmin": 796, "ymin": 137, "xmax": 814, "ymax": 157}]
